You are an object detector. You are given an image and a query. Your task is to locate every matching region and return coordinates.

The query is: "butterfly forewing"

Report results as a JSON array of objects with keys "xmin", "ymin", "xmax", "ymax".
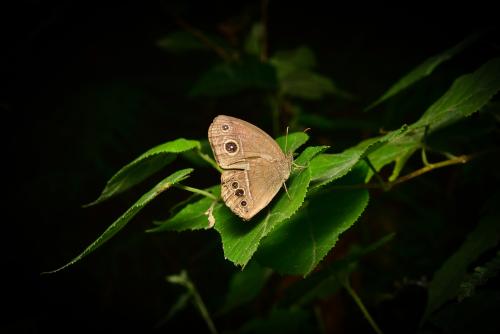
[{"xmin": 208, "ymin": 115, "xmax": 291, "ymax": 220}]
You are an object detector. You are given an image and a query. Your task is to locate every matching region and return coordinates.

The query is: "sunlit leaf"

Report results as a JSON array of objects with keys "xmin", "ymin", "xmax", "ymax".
[
  {"xmin": 256, "ymin": 165, "xmax": 370, "ymax": 276},
  {"xmin": 214, "ymin": 146, "xmax": 322, "ymax": 267},
  {"xmin": 85, "ymin": 138, "xmax": 200, "ymax": 206},
  {"xmin": 148, "ymin": 186, "xmax": 220, "ymax": 232},
  {"xmin": 43, "ymin": 169, "xmax": 193, "ymax": 274},
  {"xmin": 309, "ymin": 125, "xmax": 408, "ymax": 188}
]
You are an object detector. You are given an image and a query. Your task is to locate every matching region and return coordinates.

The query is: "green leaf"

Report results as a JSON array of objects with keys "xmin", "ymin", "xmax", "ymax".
[
  {"xmin": 271, "ymin": 46, "xmax": 317, "ymax": 72},
  {"xmin": 366, "ymin": 57, "xmax": 500, "ymax": 180},
  {"xmin": 157, "ymin": 31, "xmax": 206, "ymax": 52},
  {"xmin": 190, "ymin": 58, "xmax": 278, "ymax": 97},
  {"xmin": 366, "ymin": 33, "xmax": 481, "ymax": 110},
  {"xmin": 237, "ymin": 308, "xmax": 312, "ymax": 334},
  {"xmin": 275, "ymin": 131, "xmax": 309, "ymax": 153},
  {"xmin": 244, "ymin": 22, "xmax": 264, "ymax": 56},
  {"xmin": 148, "ymin": 186, "xmax": 220, "ymax": 232},
  {"xmin": 271, "ymin": 46, "xmax": 354, "ymax": 100},
  {"xmin": 42, "ymin": 169, "xmax": 193, "ymax": 274},
  {"xmin": 309, "ymin": 125, "xmax": 408, "ymax": 188},
  {"xmin": 156, "ymin": 30, "xmax": 230, "ymax": 53},
  {"xmin": 154, "ymin": 292, "xmax": 192, "ymax": 329},
  {"xmin": 219, "ymin": 261, "xmax": 272, "ymax": 314},
  {"xmin": 85, "ymin": 138, "xmax": 200, "ymax": 206},
  {"xmin": 214, "ymin": 147, "xmax": 321, "ymax": 267},
  {"xmin": 415, "ymin": 57, "xmax": 500, "ymax": 131},
  {"xmin": 256, "ymin": 164, "xmax": 370, "ymax": 276},
  {"xmin": 281, "ymin": 233, "xmax": 395, "ymax": 307},
  {"xmin": 422, "ymin": 192, "xmax": 500, "ymax": 322}
]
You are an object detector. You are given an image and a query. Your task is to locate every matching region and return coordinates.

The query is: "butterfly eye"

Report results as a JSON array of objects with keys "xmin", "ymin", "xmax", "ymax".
[
  {"xmin": 240, "ymin": 200, "xmax": 247, "ymax": 207},
  {"xmin": 231, "ymin": 182, "xmax": 238, "ymax": 189},
  {"xmin": 235, "ymin": 189, "xmax": 244, "ymax": 197}
]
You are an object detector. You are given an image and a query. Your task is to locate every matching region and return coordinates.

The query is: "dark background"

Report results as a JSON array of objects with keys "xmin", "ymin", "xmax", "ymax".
[{"xmin": 2, "ymin": 1, "xmax": 498, "ymax": 333}]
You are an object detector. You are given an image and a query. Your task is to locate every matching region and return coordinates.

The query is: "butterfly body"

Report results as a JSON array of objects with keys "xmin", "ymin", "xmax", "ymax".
[{"xmin": 208, "ymin": 115, "xmax": 292, "ymax": 220}]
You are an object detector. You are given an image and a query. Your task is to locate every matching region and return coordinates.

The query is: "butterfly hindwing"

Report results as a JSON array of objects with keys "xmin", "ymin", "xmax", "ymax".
[{"xmin": 208, "ymin": 115, "xmax": 292, "ymax": 220}]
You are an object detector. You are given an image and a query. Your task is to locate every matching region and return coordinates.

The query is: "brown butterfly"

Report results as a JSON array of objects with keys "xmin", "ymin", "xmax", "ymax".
[{"xmin": 208, "ymin": 115, "xmax": 292, "ymax": 220}]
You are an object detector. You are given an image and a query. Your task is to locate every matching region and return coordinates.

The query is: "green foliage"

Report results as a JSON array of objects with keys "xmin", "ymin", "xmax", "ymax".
[
  {"xmin": 366, "ymin": 57, "xmax": 500, "ymax": 181},
  {"xmin": 270, "ymin": 46, "xmax": 353, "ymax": 100},
  {"xmin": 190, "ymin": 58, "xmax": 278, "ymax": 96},
  {"xmin": 213, "ymin": 147, "xmax": 317, "ymax": 267},
  {"xmin": 52, "ymin": 15, "xmax": 500, "ymax": 334},
  {"xmin": 422, "ymin": 192, "xmax": 500, "ymax": 322},
  {"xmin": 256, "ymin": 164, "xmax": 370, "ymax": 276},
  {"xmin": 366, "ymin": 33, "xmax": 481, "ymax": 110},
  {"xmin": 219, "ymin": 261, "xmax": 272, "ymax": 314},
  {"xmin": 85, "ymin": 138, "xmax": 200, "ymax": 206},
  {"xmin": 43, "ymin": 168, "xmax": 193, "ymax": 274}
]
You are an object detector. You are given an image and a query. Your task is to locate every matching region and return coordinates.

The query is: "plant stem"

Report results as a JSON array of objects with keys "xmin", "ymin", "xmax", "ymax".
[
  {"xmin": 198, "ymin": 150, "xmax": 223, "ymax": 173},
  {"xmin": 175, "ymin": 184, "xmax": 218, "ymax": 200},
  {"xmin": 363, "ymin": 157, "xmax": 387, "ymax": 190},
  {"xmin": 325, "ymin": 153, "xmax": 477, "ymax": 191},
  {"xmin": 343, "ymin": 278, "xmax": 384, "ymax": 334},
  {"xmin": 176, "ymin": 18, "xmax": 235, "ymax": 61},
  {"xmin": 260, "ymin": 0, "xmax": 269, "ymax": 61},
  {"xmin": 167, "ymin": 271, "xmax": 218, "ymax": 334}
]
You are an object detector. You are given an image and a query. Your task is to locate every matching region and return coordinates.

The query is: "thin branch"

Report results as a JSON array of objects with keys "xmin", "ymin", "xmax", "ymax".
[
  {"xmin": 343, "ymin": 277, "xmax": 385, "ymax": 334},
  {"xmin": 326, "ymin": 153, "xmax": 478, "ymax": 191},
  {"xmin": 363, "ymin": 157, "xmax": 388, "ymax": 190},
  {"xmin": 198, "ymin": 149, "xmax": 223, "ymax": 173},
  {"xmin": 175, "ymin": 184, "xmax": 218, "ymax": 200},
  {"xmin": 176, "ymin": 18, "xmax": 235, "ymax": 61},
  {"xmin": 260, "ymin": 0, "xmax": 269, "ymax": 61}
]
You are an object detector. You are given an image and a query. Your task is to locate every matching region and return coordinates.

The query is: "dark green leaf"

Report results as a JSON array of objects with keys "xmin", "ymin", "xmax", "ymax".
[
  {"xmin": 219, "ymin": 261, "xmax": 272, "ymax": 314},
  {"xmin": 422, "ymin": 192, "xmax": 500, "ymax": 322},
  {"xmin": 190, "ymin": 58, "xmax": 278, "ymax": 97},
  {"xmin": 282, "ymin": 233, "xmax": 395, "ymax": 307},
  {"xmin": 271, "ymin": 46, "xmax": 354, "ymax": 100},
  {"xmin": 157, "ymin": 30, "xmax": 230, "ymax": 53},
  {"xmin": 367, "ymin": 57, "xmax": 500, "ymax": 180},
  {"xmin": 366, "ymin": 33, "xmax": 481, "ymax": 110},
  {"xmin": 85, "ymin": 138, "xmax": 200, "ymax": 206},
  {"xmin": 43, "ymin": 169, "xmax": 193, "ymax": 274},
  {"xmin": 157, "ymin": 31, "xmax": 206, "ymax": 52},
  {"xmin": 244, "ymin": 23, "xmax": 264, "ymax": 56},
  {"xmin": 256, "ymin": 165, "xmax": 370, "ymax": 276}
]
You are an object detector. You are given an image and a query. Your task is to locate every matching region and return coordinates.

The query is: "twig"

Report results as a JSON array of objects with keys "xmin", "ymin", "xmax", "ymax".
[
  {"xmin": 176, "ymin": 18, "xmax": 235, "ymax": 61},
  {"xmin": 175, "ymin": 184, "xmax": 218, "ymax": 200},
  {"xmin": 326, "ymin": 153, "xmax": 478, "ymax": 191},
  {"xmin": 197, "ymin": 149, "xmax": 223, "ymax": 173},
  {"xmin": 260, "ymin": 0, "xmax": 269, "ymax": 61},
  {"xmin": 343, "ymin": 278, "xmax": 385, "ymax": 334}
]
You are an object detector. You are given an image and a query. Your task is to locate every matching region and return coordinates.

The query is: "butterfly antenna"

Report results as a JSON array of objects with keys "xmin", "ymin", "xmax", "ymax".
[{"xmin": 285, "ymin": 126, "xmax": 289, "ymax": 154}]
